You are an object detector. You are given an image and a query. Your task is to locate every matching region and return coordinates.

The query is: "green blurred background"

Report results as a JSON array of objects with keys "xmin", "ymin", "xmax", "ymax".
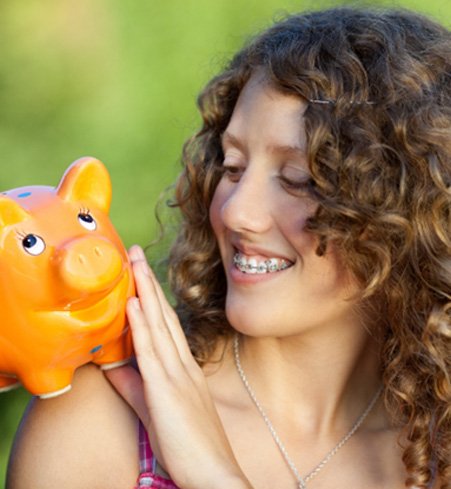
[{"xmin": 0, "ymin": 0, "xmax": 449, "ymax": 486}]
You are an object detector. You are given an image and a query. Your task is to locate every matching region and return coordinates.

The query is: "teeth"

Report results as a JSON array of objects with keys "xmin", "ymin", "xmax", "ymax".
[
  {"xmin": 266, "ymin": 258, "xmax": 278, "ymax": 272},
  {"xmin": 247, "ymin": 258, "xmax": 257, "ymax": 274},
  {"xmin": 233, "ymin": 252, "xmax": 292, "ymax": 274}
]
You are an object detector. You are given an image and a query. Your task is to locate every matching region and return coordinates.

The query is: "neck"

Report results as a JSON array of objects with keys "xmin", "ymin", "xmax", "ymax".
[{"xmin": 232, "ymin": 323, "xmax": 382, "ymax": 434}]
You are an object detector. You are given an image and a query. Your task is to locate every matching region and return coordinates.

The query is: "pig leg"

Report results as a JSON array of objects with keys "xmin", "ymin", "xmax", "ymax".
[
  {"xmin": 21, "ymin": 368, "xmax": 74, "ymax": 399},
  {"xmin": 93, "ymin": 328, "xmax": 133, "ymax": 370},
  {"xmin": 0, "ymin": 375, "xmax": 21, "ymax": 393}
]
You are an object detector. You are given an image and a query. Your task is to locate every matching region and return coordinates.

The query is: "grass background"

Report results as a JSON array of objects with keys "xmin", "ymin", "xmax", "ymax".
[{"xmin": 0, "ymin": 0, "xmax": 450, "ymax": 486}]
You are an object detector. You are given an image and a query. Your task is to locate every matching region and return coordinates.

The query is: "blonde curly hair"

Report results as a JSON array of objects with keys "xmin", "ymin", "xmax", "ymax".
[{"xmin": 167, "ymin": 8, "xmax": 450, "ymax": 488}]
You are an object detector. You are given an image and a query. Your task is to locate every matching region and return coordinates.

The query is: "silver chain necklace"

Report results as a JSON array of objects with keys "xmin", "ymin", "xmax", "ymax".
[{"xmin": 233, "ymin": 333, "xmax": 382, "ymax": 489}]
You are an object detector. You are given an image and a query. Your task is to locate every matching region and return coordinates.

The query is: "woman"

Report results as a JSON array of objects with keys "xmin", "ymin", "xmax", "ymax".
[{"xmin": 7, "ymin": 7, "xmax": 450, "ymax": 489}]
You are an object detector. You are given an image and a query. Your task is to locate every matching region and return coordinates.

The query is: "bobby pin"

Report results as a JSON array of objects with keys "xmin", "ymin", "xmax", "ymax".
[{"xmin": 308, "ymin": 99, "xmax": 375, "ymax": 105}]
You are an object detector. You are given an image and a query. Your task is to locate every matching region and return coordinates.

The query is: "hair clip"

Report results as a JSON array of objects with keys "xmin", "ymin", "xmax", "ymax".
[
  {"xmin": 308, "ymin": 99, "xmax": 375, "ymax": 105},
  {"xmin": 308, "ymin": 99, "xmax": 334, "ymax": 105}
]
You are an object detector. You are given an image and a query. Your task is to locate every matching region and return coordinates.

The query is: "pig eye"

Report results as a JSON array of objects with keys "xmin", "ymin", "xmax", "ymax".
[
  {"xmin": 78, "ymin": 212, "xmax": 96, "ymax": 231},
  {"xmin": 22, "ymin": 234, "xmax": 46, "ymax": 255}
]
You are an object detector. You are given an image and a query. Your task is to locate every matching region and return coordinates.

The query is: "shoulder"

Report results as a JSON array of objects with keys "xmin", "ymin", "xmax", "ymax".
[{"xmin": 6, "ymin": 364, "xmax": 139, "ymax": 489}]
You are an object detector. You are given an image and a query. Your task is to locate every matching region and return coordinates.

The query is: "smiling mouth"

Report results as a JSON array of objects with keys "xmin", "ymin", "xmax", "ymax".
[{"xmin": 233, "ymin": 252, "xmax": 294, "ymax": 274}]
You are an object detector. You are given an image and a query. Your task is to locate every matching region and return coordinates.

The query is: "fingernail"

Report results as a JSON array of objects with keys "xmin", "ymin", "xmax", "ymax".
[
  {"xmin": 129, "ymin": 245, "xmax": 145, "ymax": 262},
  {"xmin": 130, "ymin": 246, "xmax": 150, "ymax": 275}
]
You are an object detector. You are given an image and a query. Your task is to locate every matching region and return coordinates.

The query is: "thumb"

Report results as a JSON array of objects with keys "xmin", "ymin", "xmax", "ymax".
[{"xmin": 104, "ymin": 365, "xmax": 150, "ymax": 427}]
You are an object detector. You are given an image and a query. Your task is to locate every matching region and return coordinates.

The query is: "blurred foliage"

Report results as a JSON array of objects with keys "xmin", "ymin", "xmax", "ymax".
[{"xmin": 0, "ymin": 0, "xmax": 449, "ymax": 486}]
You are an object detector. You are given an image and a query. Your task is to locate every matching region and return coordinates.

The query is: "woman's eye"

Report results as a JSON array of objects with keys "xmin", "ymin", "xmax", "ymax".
[
  {"xmin": 78, "ymin": 212, "xmax": 97, "ymax": 231},
  {"xmin": 221, "ymin": 165, "xmax": 243, "ymax": 182},
  {"xmin": 279, "ymin": 176, "xmax": 316, "ymax": 195}
]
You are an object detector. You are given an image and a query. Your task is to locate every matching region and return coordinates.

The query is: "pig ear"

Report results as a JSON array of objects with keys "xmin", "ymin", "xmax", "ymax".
[
  {"xmin": 56, "ymin": 157, "xmax": 112, "ymax": 213},
  {"xmin": 0, "ymin": 196, "xmax": 30, "ymax": 229}
]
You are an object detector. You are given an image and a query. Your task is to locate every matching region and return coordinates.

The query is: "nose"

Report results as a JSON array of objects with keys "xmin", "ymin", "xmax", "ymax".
[
  {"xmin": 56, "ymin": 236, "xmax": 123, "ymax": 294},
  {"xmin": 220, "ymin": 170, "xmax": 273, "ymax": 234}
]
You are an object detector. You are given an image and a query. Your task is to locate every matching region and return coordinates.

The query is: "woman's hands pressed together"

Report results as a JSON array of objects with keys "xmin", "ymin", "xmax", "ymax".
[{"xmin": 105, "ymin": 245, "xmax": 251, "ymax": 489}]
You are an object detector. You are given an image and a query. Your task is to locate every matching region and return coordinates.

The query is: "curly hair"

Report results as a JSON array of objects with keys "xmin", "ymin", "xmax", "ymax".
[{"xmin": 167, "ymin": 7, "xmax": 451, "ymax": 488}]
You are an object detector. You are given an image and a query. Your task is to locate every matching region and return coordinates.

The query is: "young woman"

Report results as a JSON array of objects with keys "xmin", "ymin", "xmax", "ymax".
[{"xmin": 7, "ymin": 7, "xmax": 450, "ymax": 489}]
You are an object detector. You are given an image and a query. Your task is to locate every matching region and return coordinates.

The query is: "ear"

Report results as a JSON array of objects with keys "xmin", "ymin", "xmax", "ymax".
[
  {"xmin": 56, "ymin": 157, "xmax": 112, "ymax": 213},
  {"xmin": 0, "ymin": 196, "xmax": 30, "ymax": 229}
]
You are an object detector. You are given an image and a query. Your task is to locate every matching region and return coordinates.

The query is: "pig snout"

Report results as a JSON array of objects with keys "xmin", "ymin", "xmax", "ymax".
[{"xmin": 56, "ymin": 237, "xmax": 124, "ymax": 294}]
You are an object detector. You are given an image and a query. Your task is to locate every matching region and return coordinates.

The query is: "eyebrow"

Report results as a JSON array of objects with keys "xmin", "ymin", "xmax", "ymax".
[
  {"xmin": 221, "ymin": 131, "xmax": 306, "ymax": 158},
  {"xmin": 221, "ymin": 132, "xmax": 244, "ymax": 151}
]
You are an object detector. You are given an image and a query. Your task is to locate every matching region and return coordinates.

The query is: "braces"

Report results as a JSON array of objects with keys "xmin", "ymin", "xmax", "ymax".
[{"xmin": 233, "ymin": 254, "xmax": 291, "ymax": 274}]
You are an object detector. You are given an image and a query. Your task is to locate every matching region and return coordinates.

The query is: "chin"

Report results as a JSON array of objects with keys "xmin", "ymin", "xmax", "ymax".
[{"xmin": 225, "ymin": 301, "xmax": 283, "ymax": 338}]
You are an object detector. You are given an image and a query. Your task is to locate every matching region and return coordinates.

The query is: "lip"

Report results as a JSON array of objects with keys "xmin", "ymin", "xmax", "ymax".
[{"xmin": 228, "ymin": 259, "xmax": 292, "ymax": 285}]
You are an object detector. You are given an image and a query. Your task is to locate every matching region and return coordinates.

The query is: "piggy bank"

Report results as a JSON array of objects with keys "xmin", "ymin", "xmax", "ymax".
[{"xmin": 0, "ymin": 157, "xmax": 134, "ymax": 398}]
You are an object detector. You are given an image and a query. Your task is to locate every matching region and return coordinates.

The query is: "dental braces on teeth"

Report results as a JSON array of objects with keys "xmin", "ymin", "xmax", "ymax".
[{"xmin": 233, "ymin": 253, "xmax": 291, "ymax": 274}]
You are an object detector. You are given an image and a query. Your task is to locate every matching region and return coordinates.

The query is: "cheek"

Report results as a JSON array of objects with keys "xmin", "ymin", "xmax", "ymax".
[
  {"xmin": 278, "ymin": 199, "xmax": 319, "ymax": 246},
  {"xmin": 209, "ymin": 185, "xmax": 225, "ymax": 239},
  {"xmin": 312, "ymin": 245, "xmax": 360, "ymax": 298}
]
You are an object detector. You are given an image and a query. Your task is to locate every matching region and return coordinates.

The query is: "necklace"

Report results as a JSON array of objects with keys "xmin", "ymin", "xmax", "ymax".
[{"xmin": 233, "ymin": 334, "xmax": 382, "ymax": 489}]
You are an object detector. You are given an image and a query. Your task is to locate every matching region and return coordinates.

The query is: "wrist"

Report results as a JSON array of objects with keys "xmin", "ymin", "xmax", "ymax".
[
  {"xmin": 208, "ymin": 471, "xmax": 253, "ymax": 489},
  {"xmin": 177, "ymin": 463, "xmax": 253, "ymax": 489}
]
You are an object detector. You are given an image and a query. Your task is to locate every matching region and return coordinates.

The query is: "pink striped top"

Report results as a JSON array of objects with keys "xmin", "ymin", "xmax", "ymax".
[{"xmin": 134, "ymin": 423, "xmax": 180, "ymax": 489}]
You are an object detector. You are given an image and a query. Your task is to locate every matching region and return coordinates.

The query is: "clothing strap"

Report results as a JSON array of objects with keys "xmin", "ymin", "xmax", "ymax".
[
  {"xmin": 136, "ymin": 421, "xmax": 180, "ymax": 489},
  {"xmin": 138, "ymin": 419, "xmax": 154, "ymax": 474}
]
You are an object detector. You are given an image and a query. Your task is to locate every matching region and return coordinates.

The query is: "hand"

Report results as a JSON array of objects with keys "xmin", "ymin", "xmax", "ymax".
[{"xmin": 105, "ymin": 245, "xmax": 251, "ymax": 489}]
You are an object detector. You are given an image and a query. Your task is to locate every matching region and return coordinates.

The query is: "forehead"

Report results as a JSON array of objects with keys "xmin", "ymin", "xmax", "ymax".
[{"xmin": 225, "ymin": 72, "xmax": 308, "ymax": 150}]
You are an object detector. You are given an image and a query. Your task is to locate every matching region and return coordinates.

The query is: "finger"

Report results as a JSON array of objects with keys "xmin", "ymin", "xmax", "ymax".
[
  {"xmin": 104, "ymin": 364, "xmax": 150, "ymax": 427},
  {"xmin": 129, "ymin": 250, "xmax": 177, "ymax": 356},
  {"xmin": 129, "ymin": 246, "xmax": 166, "ymax": 328},
  {"xmin": 129, "ymin": 246, "xmax": 195, "ymax": 365},
  {"xmin": 126, "ymin": 296, "xmax": 171, "ymax": 371},
  {"xmin": 140, "ymin": 261, "xmax": 194, "ymax": 363},
  {"xmin": 129, "ymin": 246, "xmax": 174, "ymax": 320}
]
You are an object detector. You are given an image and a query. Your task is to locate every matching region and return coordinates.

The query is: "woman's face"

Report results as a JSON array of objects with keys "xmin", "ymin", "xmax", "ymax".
[{"xmin": 209, "ymin": 73, "xmax": 360, "ymax": 338}]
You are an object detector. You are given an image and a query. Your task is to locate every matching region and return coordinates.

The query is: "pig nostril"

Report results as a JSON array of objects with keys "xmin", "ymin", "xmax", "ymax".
[
  {"xmin": 78, "ymin": 255, "xmax": 87, "ymax": 265},
  {"xmin": 94, "ymin": 246, "xmax": 103, "ymax": 257}
]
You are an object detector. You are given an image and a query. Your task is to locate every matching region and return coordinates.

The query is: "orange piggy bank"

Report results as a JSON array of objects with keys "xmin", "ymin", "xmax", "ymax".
[{"xmin": 0, "ymin": 157, "xmax": 134, "ymax": 398}]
